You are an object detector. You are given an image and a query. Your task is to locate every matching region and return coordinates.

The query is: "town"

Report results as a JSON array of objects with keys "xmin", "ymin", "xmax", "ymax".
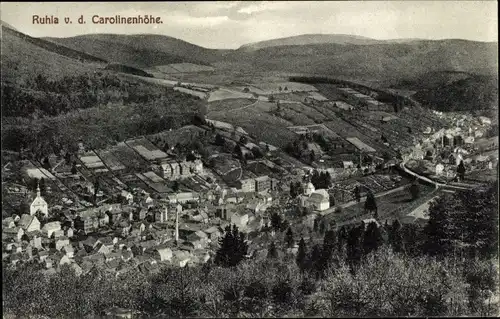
[
  {"xmin": 3, "ymin": 77, "xmax": 497, "ymax": 279},
  {"xmin": 1, "ymin": 3, "xmax": 498, "ymax": 317}
]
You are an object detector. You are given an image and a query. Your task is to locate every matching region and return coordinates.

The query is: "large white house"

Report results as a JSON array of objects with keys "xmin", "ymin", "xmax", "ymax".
[{"xmin": 299, "ymin": 182, "xmax": 330, "ymax": 212}]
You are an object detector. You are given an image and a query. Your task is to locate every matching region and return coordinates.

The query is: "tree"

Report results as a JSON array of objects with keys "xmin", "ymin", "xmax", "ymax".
[
  {"xmin": 354, "ymin": 186, "xmax": 361, "ymax": 203},
  {"xmin": 364, "ymin": 191, "xmax": 377, "ymax": 218},
  {"xmin": 271, "ymin": 212, "xmax": 283, "ymax": 232},
  {"xmin": 409, "ymin": 181, "xmax": 420, "ymax": 200},
  {"xmin": 42, "ymin": 157, "xmax": 51, "ymax": 170},
  {"xmin": 172, "ymin": 181, "xmax": 180, "ymax": 192},
  {"xmin": 186, "ymin": 152, "xmax": 196, "ymax": 162},
  {"xmin": 71, "ymin": 162, "xmax": 78, "ymax": 175},
  {"xmin": 251, "ymin": 147, "xmax": 263, "ymax": 159},
  {"xmin": 215, "ymin": 225, "xmax": 248, "ymax": 267},
  {"xmin": 308, "ymin": 244, "xmax": 323, "ymax": 276},
  {"xmin": 290, "ymin": 182, "xmax": 297, "ymax": 198},
  {"xmin": 389, "ymin": 219, "xmax": 404, "ymax": 253},
  {"xmin": 309, "ymin": 150, "xmax": 316, "ymax": 163},
  {"xmin": 296, "ymin": 237, "xmax": 307, "ymax": 271},
  {"xmin": 234, "ymin": 145, "xmax": 243, "ymax": 159},
  {"xmin": 239, "ymin": 135, "xmax": 248, "ymax": 145},
  {"xmin": 285, "ymin": 227, "xmax": 294, "ymax": 248},
  {"xmin": 268, "ymin": 241, "xmax": 278, "ymax": 259},
  {"xmin": 329, "ymin": 194, "xmax": 336, "ymax": 207},
  {"xmin": 215, "ymin": 134, "xmax": 225, "ymax": 146},
  {"xmin": 346, "ymin": 225, "xmax": 364, "ymax": 267},
  {"xmin": 64, "ymin": 152, "xmax": 72, "ymax": 165},
  {"xmin": 362, "ymin": 222, "xmax": 383, "ymax": 256},
  {"xmin": 457, "ymin": 160, "xmax": 466, "ymax": 181}
]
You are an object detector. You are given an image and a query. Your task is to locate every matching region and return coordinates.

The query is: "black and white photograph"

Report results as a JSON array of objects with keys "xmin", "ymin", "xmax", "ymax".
[{"xmin": 1, "ymin": 1, "xmax": 498, "ymax": 317}]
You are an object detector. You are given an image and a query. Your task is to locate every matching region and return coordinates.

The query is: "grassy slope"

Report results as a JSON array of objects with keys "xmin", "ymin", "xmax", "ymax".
[
  {"xmin": 1, "ymin": 26, "xmax": 106, "ymax": 84},
  {"xmin": 44, "ymin": 34, "xmax": 228, "ymax": 68}
]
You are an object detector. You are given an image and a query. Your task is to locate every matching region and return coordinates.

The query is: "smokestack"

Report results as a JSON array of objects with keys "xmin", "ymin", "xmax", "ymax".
[{"xmin": 175, "ymin": 203, "xmax": 182, "ymax": 243}]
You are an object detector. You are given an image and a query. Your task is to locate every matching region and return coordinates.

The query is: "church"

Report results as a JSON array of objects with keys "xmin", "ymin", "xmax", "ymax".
[
  {"xmin": 30, "ymin": 183, "xmax": 48, "ymax": 217},
  {"xmin": 299, "ymin": 182, "xmax": 330, "ymax": 212}
]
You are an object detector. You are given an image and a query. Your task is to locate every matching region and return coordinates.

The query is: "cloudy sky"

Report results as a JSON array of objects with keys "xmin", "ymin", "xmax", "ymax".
[{"xmin": 1, "ymin": 1, "xmax": 497, "ymax": 49}]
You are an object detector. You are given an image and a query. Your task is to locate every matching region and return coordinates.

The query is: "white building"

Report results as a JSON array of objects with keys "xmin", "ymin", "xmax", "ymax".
[
  {"xmin": 299, "ymin": 183, "xmax": 330, "ymax": 211},
  {"xmin": 30, "ymin": 184, "xmax": 48, "ymax": 217}
]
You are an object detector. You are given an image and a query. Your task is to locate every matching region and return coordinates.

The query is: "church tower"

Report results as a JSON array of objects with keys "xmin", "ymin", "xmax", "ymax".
[{"xmin": 30, "ymin": 182, "xmax": 48, "ymax": 217}]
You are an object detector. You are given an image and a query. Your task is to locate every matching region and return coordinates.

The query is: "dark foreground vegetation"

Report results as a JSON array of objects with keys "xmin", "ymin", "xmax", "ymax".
[{"xmin": 3, "ymin": 183, "xmax": 498, "ymax": 318}]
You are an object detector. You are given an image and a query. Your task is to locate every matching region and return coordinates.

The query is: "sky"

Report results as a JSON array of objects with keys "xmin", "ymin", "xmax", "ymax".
[{"xmin": 1, "ymin": 1, "xmax": 497, "ymax": 49}]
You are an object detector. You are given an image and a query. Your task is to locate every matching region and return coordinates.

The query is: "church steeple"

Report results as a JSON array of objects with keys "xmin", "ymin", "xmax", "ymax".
[{"xmin": 36, "ymin": 181, "xmax": 41, "ymax": 197}]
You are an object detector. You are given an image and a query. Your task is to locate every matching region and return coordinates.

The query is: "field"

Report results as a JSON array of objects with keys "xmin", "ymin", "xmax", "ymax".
[
  {"xmin": 125, "ymin": 138, "xmax": 168, "ymax": 161},
  {"xmin": 327, "ymin": 183, "xmax": 436, "ymax": 227},
  {"xmin": 110, "ymin": 142, "xmax": 151, "ymax": 172},
  {"xmin": 207, "ymin": 108, "xmax": 297, "ymax": 148},
  {"xmin": 208, "ymin": 98, "xmax": 255, "ymax": 113},
  {"xmin": 208, "ymin": 88, "xmax": 255, "ymax": 102},
  {"xmin": 173, "ymin": 87, "xmax": 207, "ymax": 99},
  {"xmin": 155, "ymin": 63, "xmax": 215, "ymax": 73},
  {"xmin": 96, "ymin": 150, "xmax": 126, "ymax": 171},
  {"xmin": 251, "ymin": 81, "xmax": 318, "ymax": 94},
  {"xmin": 148, "ymin": 125, "xmax": 205, "ymax": 147}
]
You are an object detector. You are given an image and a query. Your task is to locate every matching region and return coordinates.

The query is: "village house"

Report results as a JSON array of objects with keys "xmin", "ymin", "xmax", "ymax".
[
  {"xmin": 186, "ymin": 231, "xmax": 209, "ymax": 249},
  {"xmin": 62, "ymin": 245, "xmax": 74, "ymax": 258},
  {"xmin": 254, "ymin": 176, "xmax": 271, "ymax": 193},
  {"xmin": 121, "ymin": 190, "xmax": 134, "ymax": 204},
  {"xmin": 2, "ymin": 227, "xmax": 24, "ymax": 241},
  {"xmin": 3, "ymin": 217, "xmax": 16, "ymax": 228},
  {"xmin": 55, "ymin": 236, "xmax": 70, "ymax": 251},
  {"xmin": 41, "ymin": 221, "xmax": 62, "ymax": 238},
  {"xmin": 17, "ymin": 214, "xmax": 41, "ymax": 232},
  {"xmin": 237, "ymin": 178, "xmax": 256, "ymax": 193},
  {"xmin": 149, "ymin": 246, "xmax": 173, "ymax": 262},
  {"xmin": 203, "ymin": 226, "xmax": 222, "ymax": 243}
]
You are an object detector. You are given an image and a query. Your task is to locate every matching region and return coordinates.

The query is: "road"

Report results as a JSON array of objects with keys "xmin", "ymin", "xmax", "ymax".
[
  {"xmin": 321, "ymin": 183, "xmax": 410, "ymax": 216},
  {"xmin": 399, "ymin": 161, "xmax": 474, "ymax": 191}
]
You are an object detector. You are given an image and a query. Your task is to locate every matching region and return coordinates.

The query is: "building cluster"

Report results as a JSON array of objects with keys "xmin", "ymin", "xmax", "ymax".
[
  {"xmin": 159, "ymin": 159, "xmax": 204, "ymax": 180},
  {"xmin": 2, "ymin": 168, "xmax": 284, "ymax": 276}
]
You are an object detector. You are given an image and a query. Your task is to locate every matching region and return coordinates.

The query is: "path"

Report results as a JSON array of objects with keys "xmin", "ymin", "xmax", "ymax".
[{"xmin": 400, "ymin": 161, "xmax": 474, "ymax": 191}]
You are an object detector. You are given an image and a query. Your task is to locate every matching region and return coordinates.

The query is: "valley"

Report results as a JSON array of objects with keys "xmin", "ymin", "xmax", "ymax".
[{"xmin": 1, "ymin": 13, "xmax": 498, "ymax": 319}]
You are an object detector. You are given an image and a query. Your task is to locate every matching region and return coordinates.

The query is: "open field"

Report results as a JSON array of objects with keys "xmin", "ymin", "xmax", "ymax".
[
  {"xmin": 251, "ymin": 81, "xmax": 318, "ymax": 94},
  {"xmin": 208, "ymin": 108, "xmax": 297, "ymax": 148},
  {"xmin": 326, "ymin": 183, "xmax": 436, "ymax": 227},
  {"xmin": 157, "ymin": 63, "xmax": 215, "ymax": 73},
  {"xmin": 173, "ymin": 87, "xmax": 208, "ymax": 99},
  {"xmin": 208, "ymin": 88, "xmax": 255, "ymax": 102},
  {"xmin": 208, "ymin": 98, "xmax": 255, "ymax": 112},
  {"xmin": 109, "ymin": 142, "xmax": 151, "ymax": 172}
]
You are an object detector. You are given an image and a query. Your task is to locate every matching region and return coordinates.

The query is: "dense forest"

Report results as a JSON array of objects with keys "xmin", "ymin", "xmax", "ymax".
[
  {"xmin": 1, "ymin": 73, "xmax": 207, "ymax": 155},
  {"xmin": 2, "ymin": 73, "xmax": 167, "ymax": 117},
  {"xmin": 3, "ymin": 183, "xmax": 498, "ymax": 318}
]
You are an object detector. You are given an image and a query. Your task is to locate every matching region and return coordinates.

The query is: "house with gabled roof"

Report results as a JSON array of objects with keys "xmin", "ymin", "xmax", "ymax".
[
  {"xmin": 41, "ymin": 221, "xmax": 61, "ymax": 238},
  {"xmin": 2, "ymin": 217, "xmax": 15, "ymax": 228},
  {"xmin": 3, "ymin": 227, "xmax": 24, "ymax": 241}
]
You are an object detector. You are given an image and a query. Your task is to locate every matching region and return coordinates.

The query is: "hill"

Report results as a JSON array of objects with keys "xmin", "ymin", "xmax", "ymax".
[
  {"xmin": 224, "ymin": 40, "xmax": 497, "ymax": 85},
  {"xmin": 239, "ymin": 33, "xmax": 382, "ymax": 51},
  {"xmin": 44, "ymin": 33, "xmax": 228, "ymax": 68},
  {"xmin": 411, "ymin": 73, "xmax": 498, "ymax": 112},
  {"xmin": 0, "ymin": 24, "xmax": 107, "ymax": 84}
]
